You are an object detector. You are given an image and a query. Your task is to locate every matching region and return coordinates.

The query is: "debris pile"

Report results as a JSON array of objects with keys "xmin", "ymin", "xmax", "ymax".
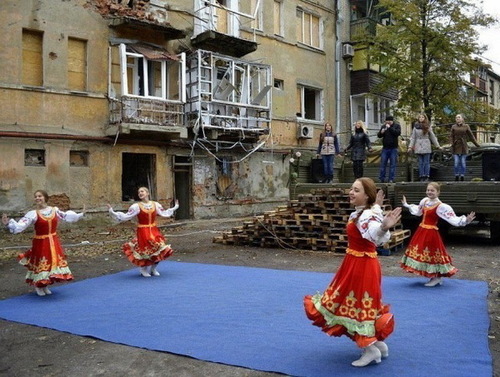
[{"xmin": 213, "ymin": 188, "xmax": 410, "ymax": 254}]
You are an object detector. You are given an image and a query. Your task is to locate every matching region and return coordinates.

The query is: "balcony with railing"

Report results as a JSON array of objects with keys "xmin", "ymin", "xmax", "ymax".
[
  {"xmin": 107, "ymin": 96, "xmax": 187, "ymax": 140},
  {"xmin": 185, "ymin": 50, "xmax": 271, "ymax": 142},
  {"xmin": 350, "ymin": 18, "xmax": 378, "ymax": 43}
]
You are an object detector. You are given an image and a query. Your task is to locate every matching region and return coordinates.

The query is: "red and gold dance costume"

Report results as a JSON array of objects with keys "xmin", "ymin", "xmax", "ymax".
[
  {"xmin": 7, "ymin": 207, "xmax": 83, "ymax": 287},
  {"xmin": 110, "ymin": 201, "xmax": 177, "ymax": 267},
  {"xmin": 401, "ymin": 199, "xmax": 464, "ymax": 278},
  {"xmin": 304, "ymin": 207, "xmax": 394, "ymax": 348}
]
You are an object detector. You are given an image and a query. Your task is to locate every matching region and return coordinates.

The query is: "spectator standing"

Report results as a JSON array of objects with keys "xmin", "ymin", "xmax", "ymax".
[
  {"xmin": 408, "ymin": 113, "xmax": 441, "ymax": 181},
  {"xmin": 317, "ymin": 122, "xmax": 341, "ymax": 183},
  {"xmin": 377, "ymin": 115, "xmax": 401, "ymax": 183},
  {"xmin": 345, "ymin": 120, "xmax": 372, "ymax": 178},
  {"xmin": 450, "ymin": 114, "xmax": 480, "ymax": 181}
]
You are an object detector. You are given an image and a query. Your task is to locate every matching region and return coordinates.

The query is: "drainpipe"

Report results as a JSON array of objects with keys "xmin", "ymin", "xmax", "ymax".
[{"xmin": 335, "ymin": 0, "xmax": 342, "ymax": 136}]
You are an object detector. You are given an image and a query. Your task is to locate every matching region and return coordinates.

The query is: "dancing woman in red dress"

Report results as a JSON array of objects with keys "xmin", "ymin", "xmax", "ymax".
[
  {"xmin": 108, "ymin": 187, "xmax": 179, "ymax": 277},
  {"xmin": 304, "ymin": 178, "xmax": 402, "ymax": 367},
  {"xmin": 2, "ymin": 190, "xmax": 85, "ymax": 296},
  {"xmin": 400, "ymin": 182, "xmax": 475, "ymax": 287}
]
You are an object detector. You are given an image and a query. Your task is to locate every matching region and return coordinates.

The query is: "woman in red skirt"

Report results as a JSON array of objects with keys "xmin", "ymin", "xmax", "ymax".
[
  {"xmin": 401, "ymin": 182, "xmax": 475, "ymax": 287},
  {"xmin": 304, "ymin": 178, "xmax": 402, "ymax": 367},
  {"xmin": 2, "ymin": 190, "xmax": 85, "ymax": 296},
  {"xmin": 108, "ymin": 187, "xmax": 179, "ymax": 277}
]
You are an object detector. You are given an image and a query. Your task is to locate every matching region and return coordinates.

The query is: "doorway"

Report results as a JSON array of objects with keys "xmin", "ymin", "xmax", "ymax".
[
  {"xmin": 173, "ymin": 155, "xmax": 192, "ymax": 219},
  {"xmin": 122, "ymin": 153, "xmax": 156, "ymax": 201}
]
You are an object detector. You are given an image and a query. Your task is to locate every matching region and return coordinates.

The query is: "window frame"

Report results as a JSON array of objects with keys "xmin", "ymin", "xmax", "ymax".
[
  {"xmin": 296, "ymin": 7, "xmax": 322, "ymax": 50},
  {"xmin": 118, "ymin": 43, "xmax": 186, "ymax": 102},
  {"xmin": 273, "ymin": 0, "xmax": 284, "ymax": 36},
  {"xmin": 296, "ymin": 84, "xmax": 323, "ymax": 122}
]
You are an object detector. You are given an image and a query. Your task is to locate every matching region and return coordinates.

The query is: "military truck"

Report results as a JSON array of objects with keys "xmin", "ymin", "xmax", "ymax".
[{"xmin": 289, "ymin": 144, "xmax": 500, "ymax": 239}]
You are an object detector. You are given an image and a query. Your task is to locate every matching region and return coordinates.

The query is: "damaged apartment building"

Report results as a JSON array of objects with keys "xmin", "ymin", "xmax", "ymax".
[{"xmin": 0, "ymin": 0, "xmax": 354, "ymax": 219}]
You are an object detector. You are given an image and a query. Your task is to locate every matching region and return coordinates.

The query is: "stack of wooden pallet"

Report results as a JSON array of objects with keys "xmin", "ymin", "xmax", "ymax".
[{"xmin": 213, "ymin": 187, "xmax": 410, "ymax": 254}]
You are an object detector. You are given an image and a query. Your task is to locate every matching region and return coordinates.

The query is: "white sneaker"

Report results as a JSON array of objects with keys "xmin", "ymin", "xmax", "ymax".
[
  {"xmin": 351, "ymin": 345, "xmax": 382, "ymax": 367},
  {"xmin": 374, "ymin": 341, "xmax": 389, "ymax": 358},
  {"xmin": 43, "ymin": 287, "xmax": 52, "ymax": 295},
  {"xmin": 139, "ymin": 267, "xmax": 151, "ymax": 277},
  {"xmin": 424, "ymin": 277, "xmax": 443, "ymax": 287},
  {"xmin": 34, "ymin": 287, "xmax": 46, "ymax": 296}
]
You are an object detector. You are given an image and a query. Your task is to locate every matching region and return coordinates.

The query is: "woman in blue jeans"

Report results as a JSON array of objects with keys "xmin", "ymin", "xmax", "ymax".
[
  {"xmin": 317, "ymin": 122, "xmax": 340, "ymax": 183},
  {"xmin": 408, "ymin": 113, "xmax": 441, "ymax": 181},
  {"xmin": 450, "ymin": 114, "xmax": 480, "ymax": 181}
]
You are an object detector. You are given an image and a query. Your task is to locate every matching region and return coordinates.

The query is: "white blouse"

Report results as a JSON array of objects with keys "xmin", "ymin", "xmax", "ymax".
[
  {"xmin": 403, "ymin": 198, "xmax": 468, "ymax": 227},
  {"xmin": 349, "ymin": 204, "xmax": 391, "ymax": 246},
  {"xmin": 109, "ymin": 201, "xmax": 179, "ymax": 222},
  {"xmin": 6, "ymin": 207, "xmax": 84, "ymax": 234}
]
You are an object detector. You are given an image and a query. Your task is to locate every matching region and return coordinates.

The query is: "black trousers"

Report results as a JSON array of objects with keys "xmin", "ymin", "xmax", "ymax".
[{"xmin": 353, "ymin": 160, "xmax": 364, "ymax": 178}]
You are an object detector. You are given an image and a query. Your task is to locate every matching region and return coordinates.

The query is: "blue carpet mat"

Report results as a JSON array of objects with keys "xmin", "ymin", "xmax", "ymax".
[{"xmin": 0, "ymin": 261, "xmax": 492, "ymax": 377}]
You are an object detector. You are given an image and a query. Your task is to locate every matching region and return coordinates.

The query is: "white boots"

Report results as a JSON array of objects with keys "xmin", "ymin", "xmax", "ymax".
[
  {"xmin": 374, "ymin": 341, "xmax": 389, "ymax": 358},
  {"xmin": 34, "ymin": 287, "xmax": 46, "ymax": 296},
  {"xmin": 139, "ymin": 267, "xmax": 151, "ymax": 277},
  {"xmin": 35, "ymin": 286, "xmax": 53, "ymax": 296},
  {"xmin": 150, "ymin": 263, "xmax": 160, "ymax": 276},
  {"xmin": 351, "ymin": 344, "xmax": 382, "ymax": 367},
  {"xmin": 140, "ymin": 264, "xmax": 160, "ymax": 277},
  {"xmin": 424, "ymin": 277, "xmax": 443, "ymax": 287}
]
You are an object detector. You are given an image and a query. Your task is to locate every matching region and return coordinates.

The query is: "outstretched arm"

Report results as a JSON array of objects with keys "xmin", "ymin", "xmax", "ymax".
[
  {"xmin": 436, "ymin": 203, "xmax": 472, "ymax": 227},
  {"xmin": 4, "ymin": 211, "xmax": 37, "ymax": 234},
  {"xmin": 156, "ymin": 200, "xmax": 179, "ymax": 218},
  {"xmin": 108, "ymin": 203, "xmax": 140, "ymax": 222},
  {"xmin": 56, "ymin": 207, "xmax": 85, "ymax": 223}
]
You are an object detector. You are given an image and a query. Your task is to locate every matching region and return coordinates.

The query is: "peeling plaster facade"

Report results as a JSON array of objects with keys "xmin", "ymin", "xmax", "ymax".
[{"xmin": 0, "ymin": 0, "xmax": 353, "ymax": 218}]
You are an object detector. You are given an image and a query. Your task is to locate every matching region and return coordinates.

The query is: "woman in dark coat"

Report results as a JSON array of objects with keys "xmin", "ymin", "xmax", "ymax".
[
  {"xmin": 450, "ymin": 114, "xmax": 480, "ymax": 181},
  {"xmin": 345, "ymin": 120, "xmax": 372, "ymax": 178}
]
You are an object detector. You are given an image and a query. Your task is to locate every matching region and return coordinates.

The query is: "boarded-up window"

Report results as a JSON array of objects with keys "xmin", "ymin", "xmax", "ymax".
[
  {"xmin": 69, "ymin": 151, "xmax": 89, "ymax": 167},
  {"xmin": 274, "ymin": 1, "xmax": 283, "ymax": 36},
  {"xmin": 296, "ymin": 8, "xmax": 321, "ymax": 49},
  {"xmin": 68, "ymin": 37, "xmax": 87, "ymax": 91},
  {"xmin": 22, "ymin": 29, "xmax": 43, "ymax": 86},
  {"xmin": 25, "ymin": 149, "xmax": 45, "ymax": 166}
]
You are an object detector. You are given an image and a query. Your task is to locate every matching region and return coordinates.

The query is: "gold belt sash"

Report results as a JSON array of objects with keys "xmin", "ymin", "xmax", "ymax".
[
  {"xmin": 138, "ymin": 223, "xmax": 156, "ymax": 228},
  {"xmin": 346, "ymin": 248, "xmax": 377, "ymax": 258},
  {"xmin": 34, "ymin": 232, "xmax": 56, "ymax": 239},
  {"xmin": 419, "ymin": 223, "xmax": 438, "ymax": 230}
]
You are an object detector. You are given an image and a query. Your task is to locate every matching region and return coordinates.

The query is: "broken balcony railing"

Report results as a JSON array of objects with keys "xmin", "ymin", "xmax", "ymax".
[{"xmin": 109, "ymin": 96, "xmax": 184, "ymax": 127}]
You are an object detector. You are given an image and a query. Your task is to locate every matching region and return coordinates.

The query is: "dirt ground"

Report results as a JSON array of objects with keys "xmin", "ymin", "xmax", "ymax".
[{"xmin": 0, "ymin": 216, "xmax": 498, "ymax": 377}]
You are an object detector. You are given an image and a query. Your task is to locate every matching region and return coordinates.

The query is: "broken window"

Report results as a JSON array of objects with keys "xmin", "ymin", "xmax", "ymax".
[
  {"xmin": 296, "ymin": 8, "xmax": 322, "ymax": 49},
  {"xmin": 240, "ymin": 0, "xmax": 262, "ymax": 30},
  {"xmin": 119, "ymin": 43, "xmax": 185, "ymax": 101},
  {"xmin": 194, "ymin": 0, "xmax": 239, "ymax": 37},
  {"xmin": 68, "ymin": 37, "xmax": 87, "ymax": 91},
  {"xmin": 185, "ymin": 50, "xmax": 271, "ymax": 132},
  {"xmin": 69, "ymin": 151, "xmax": 89, "ymax": 167},
  {"xmin": 24, "ymin": 149, "xmax": 45, "ymax": 166},
  {"xmin": 274, "ymin": 79, "xmax": 284, "ymax": 90},
  {"xmin": 297, "ymin": 85, "xmax": 323, "ymax": 121},
  {"xmin": 22, "ymin": 29, "xmax": 43, "ymax": 86}
]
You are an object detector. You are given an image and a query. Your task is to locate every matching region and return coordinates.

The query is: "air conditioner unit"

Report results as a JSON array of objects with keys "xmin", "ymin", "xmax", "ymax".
[
  {"xmin": 342, "ymin": 43, "xmax": 355, "ymax": 59},
  {"xmin": 298, "ymin": 125, "xmax": 314, "ymax": 139}
]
